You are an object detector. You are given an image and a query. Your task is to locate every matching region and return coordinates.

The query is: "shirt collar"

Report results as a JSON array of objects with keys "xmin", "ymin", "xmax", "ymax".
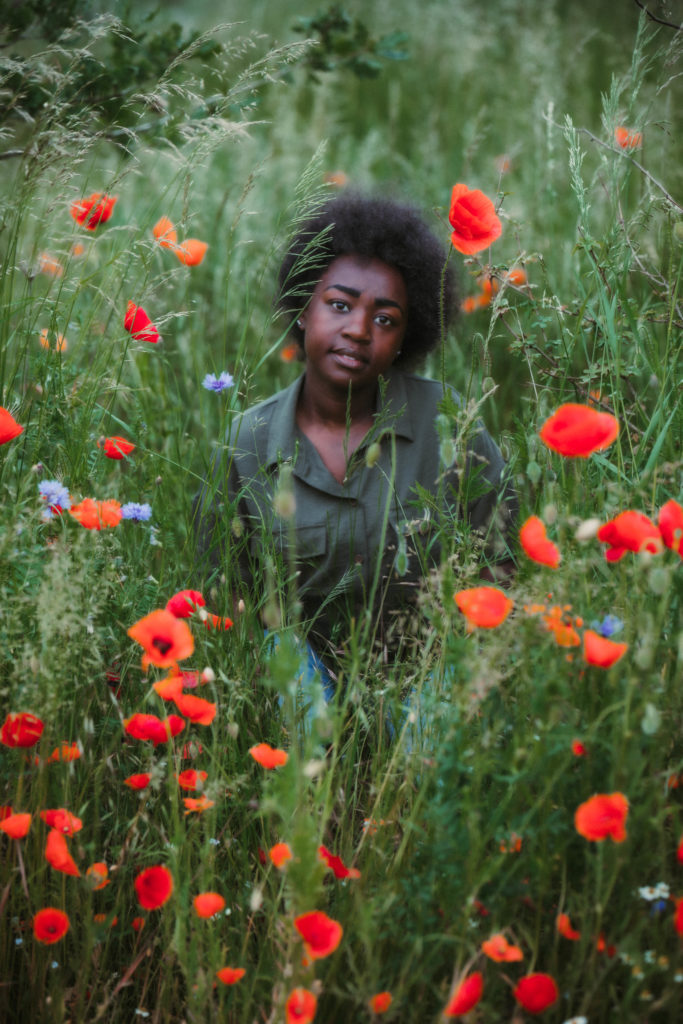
[{"xmin": 264, "ymin": 368, "xmax": 414, "ymax": 468}]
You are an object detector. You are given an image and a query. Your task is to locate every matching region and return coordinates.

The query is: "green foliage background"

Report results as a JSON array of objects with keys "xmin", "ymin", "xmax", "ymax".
[{"xmin": 0, "ymin": 1, "xmax": 681, "ymax": 1021}]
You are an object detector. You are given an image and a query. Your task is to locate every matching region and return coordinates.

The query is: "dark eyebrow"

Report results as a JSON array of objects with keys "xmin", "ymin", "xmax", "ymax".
[{"xmin": 325, "ymin": 283, "xmax": 404, "ymax": 312}]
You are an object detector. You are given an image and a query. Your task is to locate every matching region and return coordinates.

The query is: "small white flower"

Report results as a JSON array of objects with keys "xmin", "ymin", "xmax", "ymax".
[
  {"xmin": 638, "ymin": 885, "xmax": 659, "ymax": 900},
  {"xmin": 644, "ymin": 949, "xmax": 655, "ymax": 964},
  {"xmin": 561, "ymin": 1017, "xmax": 588, "ymax": 1024},
  {"xmin": 654, "ymin": 882, "xmax": 670, "ymax": 899}
]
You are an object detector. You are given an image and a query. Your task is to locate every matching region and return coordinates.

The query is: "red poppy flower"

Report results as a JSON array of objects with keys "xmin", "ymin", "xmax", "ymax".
[
  {"xmin": 285, "ymin": 988, "xmax": 317, "ymax": 1024},
  {"xmin": 574, "ymin": 792, "xmax": 628, "ymax": 842},
  {"xmin": 38, "ymin": 253, "xmax": 64, "ymax": 278},
  {"xmin": 540, "ymin": 605, "xmax": 582, "ymax": 648},
  {"xmin": 193, "ymin": 891, "xmax": 225, "ymax": 918},
  {"xmin": 177, "ymin": 769, "xmax": 208, "ymax": 791},
  {"xmin": 539, "ymin": 403, "xmax": 619, "ymax": 457},
  {"xmin": 124, "ymin": 301, "xmax": 160, "ymax": 344},
  {"xmin": 658, "ymin": 499, "xmax": 683, "ymax": 557},
  {"xmin": 583, "ymin": 630, "xmax": 628, "ymax": 668},
  {"xmin": 505, "ymin": 267, "xmax": 527, "ymax": 286},
  {"xmin": 216, "ymin": 966, "xmax": 246, "ymax": 985},
  {"xmin": 0, "ymin": 812, "xmax": 31, "ymax": 838},
  {"xmin": 69, "ymin": 498, "xmax": 122, "ymax": 530},
  {"xmin": 449, "ymin": 183, "xmax": 502, "ymax": 255},
  {"xmin": 556, "ymin": 912, "xmax": 581, "ymax": 940},
  {"xmin": 45, "ymin": 828, "xmax": 80, "ymax": 876},
  {"xmin": 173, "ymin": 692, "xmax": 216, "ymax": 726},
  {"xmin": 152, "ymin": 671, "xmax": 185, "ymax": 700},
  {"xmin": 596, "ymin": 932, "xmax": 617, "ymax": 957},
  {"xmin": 174, "ymin": 239, "xmax": 208, "ymax": 266},
  {"xmin": 513, "ymin": 973, "xmax": 559, "ymax": 1014},
  {"xmin": 33, "ymin": 907, "xmax": 70, "ymax": 944},
  {"xmin": 249, "ymin": 742, "xmax": 288, "ymax": 769},
  {"xmin": 86, "ymin": 862, "xmax": 110, "ymax": 889},
  {"xmin": 40, "ymin": 808, "xmax": 83, "ymax": 835},
  {"xmin": 124, "ymin": 713, "xmax": 185, "ymax": 745},
  {"xmin": 571, "ymin": 739, "xmax": 587, "ymax": 757},
  {"xmin": 677, "ymin": 836, "xmax": 683, "ymax": 866},
  {"xmin": 597, "ymin": 510, "xmax": 663, "ymax": 561},
  {"xmin": 280, "ymin": 342, "xmax": 299, "ymax": 363},
  {"xmin": 47, "ymin": 742, "xmax": 81, "ymax": 763},
  {"xmin": 124, "ymin": 772, "xmax": 151, "ymax": 790},
  {"xmin": 674, "ymin": 897, "xmax": 683, "ymax": 937},
  {"xmin": 132, "ymin": 916, "xmax": 146, "ymax": 932},
  {"xmin": 615, "ymin": 126, "xmax": 642, "ymax": 150},
  {"xmin": 318, "ymin": 845, "xmax": 361, "ymax": 879},
  {"xmin": 1, "ymin": 711, "xmax": 44, "ymax": 748},
  {"xmin": 128, "ymin": 609, "xmax": 194, "ymax": 669},
  {"xmin": 165, "ymin": 589, "xmax": 206, "ymax": 618},
  {"xmin": 204, "ymin": 612, "xmax": 233, "ymax": 630},
  {"xmin": 368, "ymin": 991, "xmax": 392, "ymax": 1014},
  {"xmin": 70, "ymin": 192, "xmax": 117, "ymax": 229},
  {"xmin": 499, "ymin": 832, "xmax": 522, "ymax": 853},
  {"xmin": 99, "ymin": 436, "xmax": 135, "ymax": 459},
  {"xmin": 454, "ymin": 586, "xmax": 513, "ymax": 628},
  {"xmin": 153, "ymin": 216, "xmax": 178, "ymax": 249},
  {"xmin": 134, "ymin": 865, "xmax": 173, "ymax": 909},
  {"xmin": 269, "ymin": 842, "xmax": 293, "ymax": 869},
  {"xmin": 294, "ymin": 910, "xmax": 343, "ymax": 959},
  {"xmin": 481, "ymin": 932, "xmax": 523, "ymax": 962},
  {"xmin": 183, "ymin": 795, "xmax": 215, "ymax": 814},
  {"xmin": 519, "ymin": 516, "xmax": 561, "ymax": 568},
  {"xmin": 0, "ymin": 408, "xmax": 24, "ymax": 445},
  {"xmin": 444, "ymin": 971, "xmax": 484, "ymax": 1017}
]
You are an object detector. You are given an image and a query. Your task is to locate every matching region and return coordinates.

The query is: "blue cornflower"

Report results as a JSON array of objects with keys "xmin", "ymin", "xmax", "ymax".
[
  {"xmin": 38, "ymin": 479, "xmax": 71, "ymax": 518},
  {"xmin": 121, "ymin": 502, "xmax": 152, "ymax": 522},
  {"xmin": 202, "ymin": 371, "xmax": 234, "ymax": 393},
  {"xmin": 589, "ymin": 614, "xmax": 624, "ymax": 638}
]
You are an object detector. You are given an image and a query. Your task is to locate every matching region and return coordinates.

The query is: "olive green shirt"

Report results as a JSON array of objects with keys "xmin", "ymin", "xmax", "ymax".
[{"xmin": 195, "ymin": 369, "xmax": 516, "ymax": 653}]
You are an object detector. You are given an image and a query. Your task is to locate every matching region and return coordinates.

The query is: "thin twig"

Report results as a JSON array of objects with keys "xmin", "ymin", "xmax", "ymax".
[{"xmin": 633, "ymin": 0, "xmax": 683, "ymax": 31}]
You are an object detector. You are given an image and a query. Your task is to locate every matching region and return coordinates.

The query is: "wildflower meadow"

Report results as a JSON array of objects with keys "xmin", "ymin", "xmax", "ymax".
[{"xmin": 0, "ymin": 1, "xmax": 682, "ymax": 1021}]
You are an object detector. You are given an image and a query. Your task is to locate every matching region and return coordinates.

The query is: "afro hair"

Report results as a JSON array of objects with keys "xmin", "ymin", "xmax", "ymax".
[{"xmin": 276, "ymin": 191, "xmax": 457, "ymax": 370}]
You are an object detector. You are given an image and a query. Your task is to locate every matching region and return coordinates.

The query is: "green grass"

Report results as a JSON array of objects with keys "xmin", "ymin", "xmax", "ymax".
[{"xmin": 0, "ymin": 2, "xmax": 682, "ymax": 1021}]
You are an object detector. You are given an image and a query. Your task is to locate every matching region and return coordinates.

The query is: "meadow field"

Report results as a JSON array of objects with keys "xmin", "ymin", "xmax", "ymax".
[{"xmin": 0, "ymin": 0, "xmax": 682, "ymax": 1020}]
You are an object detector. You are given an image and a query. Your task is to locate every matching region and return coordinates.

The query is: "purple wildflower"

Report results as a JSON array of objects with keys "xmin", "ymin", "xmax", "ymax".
[
  {"xmin": 121, "ymin": 502, "xmax": 152, "ymax": 522},
  {"xmin": 589, "ymin": 614, "xmax": 624, "ymax": 638},
  {"xmin": 38, "ymin": 480, "xmax": 71, "ymax": 518},
  {"xmin": 202, "ymin": 371, "xmax": 234, "ymax": 393}
]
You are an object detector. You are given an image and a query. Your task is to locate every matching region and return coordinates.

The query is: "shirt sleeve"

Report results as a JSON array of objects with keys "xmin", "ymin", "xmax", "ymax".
[{"xmin": 461, "ymin": 422, "xmax": 518, "ymax": 564}]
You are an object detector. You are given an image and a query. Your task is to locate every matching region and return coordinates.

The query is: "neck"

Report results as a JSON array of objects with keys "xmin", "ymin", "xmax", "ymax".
[{"xmin": 297, "ymin": 374, "xmax": 377, "ymax": 428}]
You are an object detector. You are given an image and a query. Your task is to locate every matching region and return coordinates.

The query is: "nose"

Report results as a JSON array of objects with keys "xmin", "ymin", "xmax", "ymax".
[{"xmin": 343, "ymin": 305, "xmax": 372, "ymax": 342}]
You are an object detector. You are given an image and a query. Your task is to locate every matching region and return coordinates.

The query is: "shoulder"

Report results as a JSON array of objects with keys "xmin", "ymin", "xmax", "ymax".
[
  {"xmin": 386, "ymin": 370, "xmax": 462, "ymax": 424},
  {"xmin": 228, "ymin": 377, "xmax": 299, "ymax": 435},
  {"xmin": 224, "ymin": 376, "xmax": 302, "ymax": 463}
]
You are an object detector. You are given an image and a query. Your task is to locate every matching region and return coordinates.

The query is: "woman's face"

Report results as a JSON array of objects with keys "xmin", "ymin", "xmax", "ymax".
[{"xmin": 298, "ymin": 254, "xmax": 408, "ymax": 397}]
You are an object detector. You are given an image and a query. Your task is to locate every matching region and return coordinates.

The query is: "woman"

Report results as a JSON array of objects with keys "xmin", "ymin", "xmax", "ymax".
[{"xmin": 194, "ymin": 192, "xmax": 516, "ymax": 690}]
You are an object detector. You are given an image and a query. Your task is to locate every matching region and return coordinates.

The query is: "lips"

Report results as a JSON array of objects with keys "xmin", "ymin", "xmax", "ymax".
[{"xmin": 330, "ymin": 347, "xmax": 369, "ymax": 369}]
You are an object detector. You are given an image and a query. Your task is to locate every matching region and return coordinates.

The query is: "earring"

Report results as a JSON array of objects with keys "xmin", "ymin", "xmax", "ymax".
[{"xmin": 296, "ymin": 319, "xmax": 304, "ymax": 329}]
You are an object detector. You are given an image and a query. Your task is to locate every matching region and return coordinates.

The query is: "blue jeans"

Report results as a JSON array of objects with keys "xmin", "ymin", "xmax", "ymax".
[{"xmin": 265, "ymin": 630, "xmax": 449, "ymax": 752}]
